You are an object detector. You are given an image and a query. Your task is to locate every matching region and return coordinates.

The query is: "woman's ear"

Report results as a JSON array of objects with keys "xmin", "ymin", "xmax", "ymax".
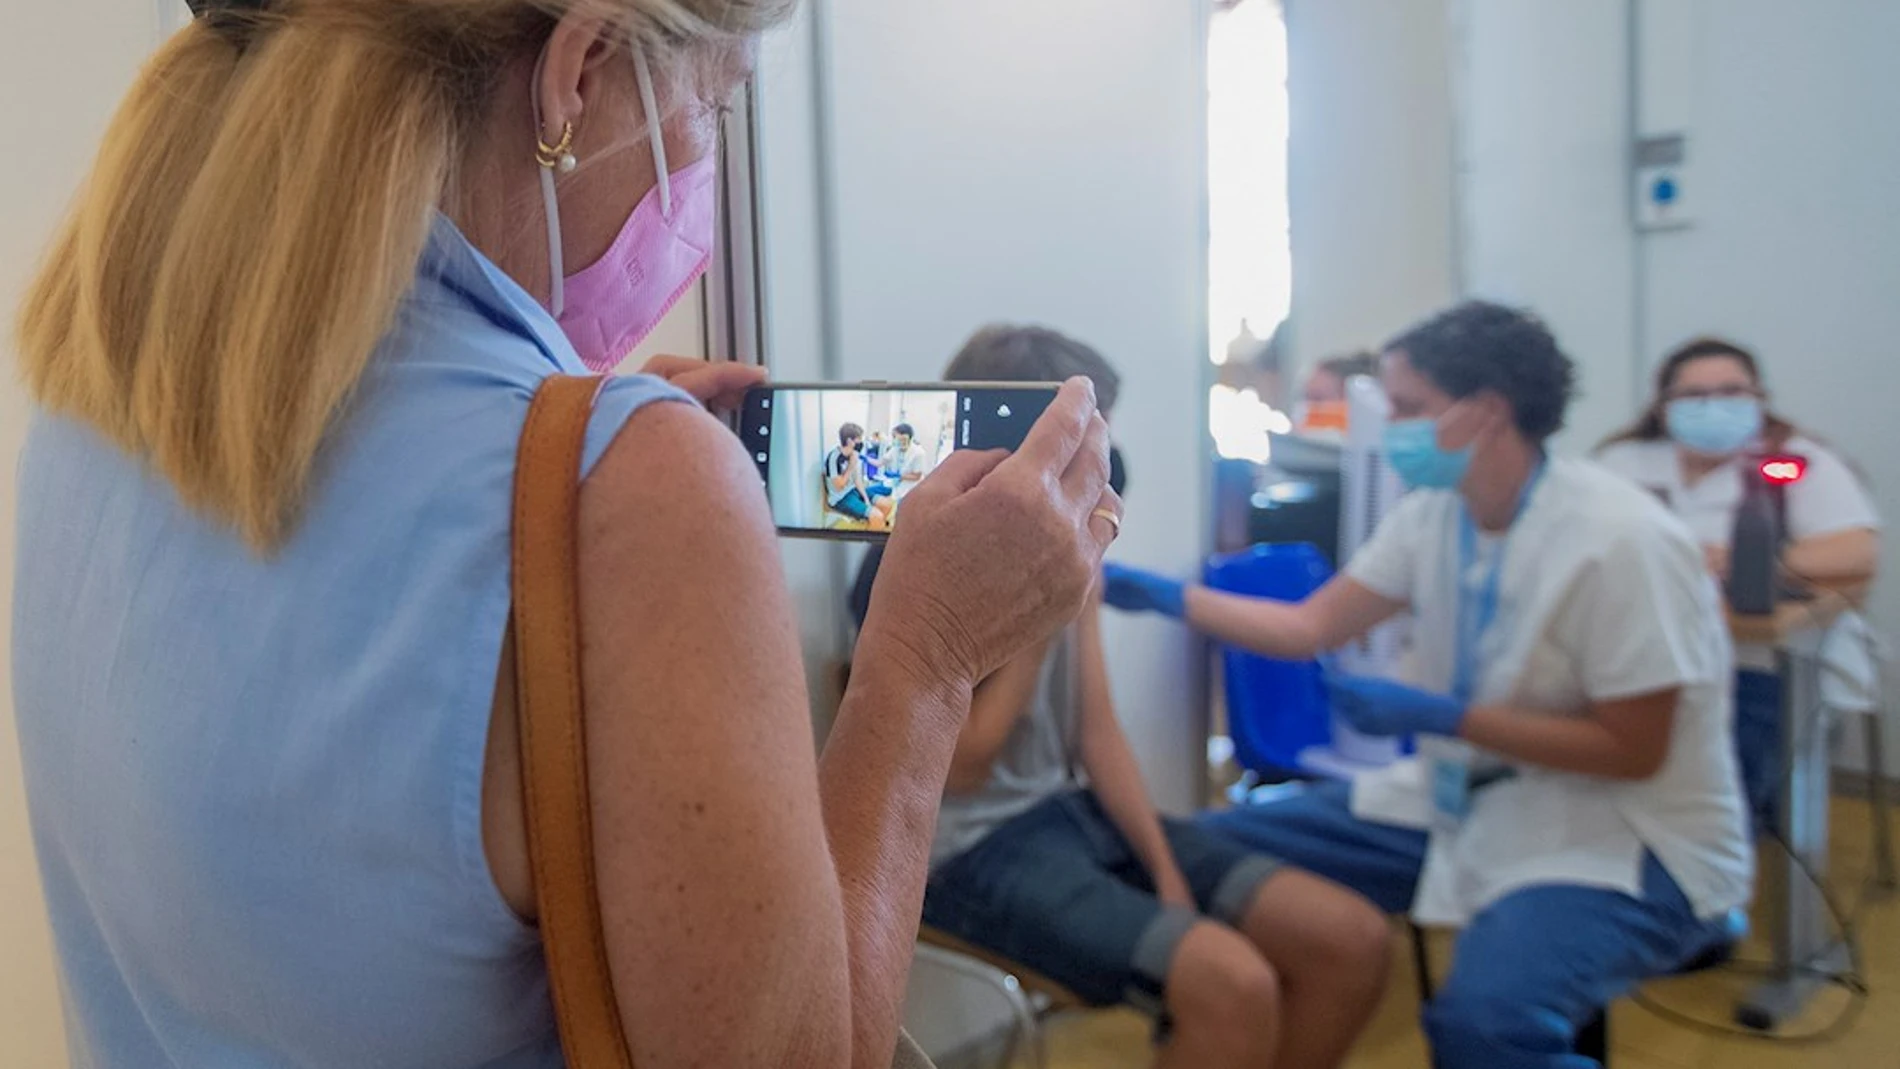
[{"xmin": 536, "ymin": 13, "xmax": 611, "ymax": 146}]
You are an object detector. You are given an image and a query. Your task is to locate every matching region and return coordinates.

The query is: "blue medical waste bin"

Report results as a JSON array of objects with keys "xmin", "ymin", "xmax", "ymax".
[{"xmin": 1204, "ymin": 542, "xmax": 1333, "ymax": 776}]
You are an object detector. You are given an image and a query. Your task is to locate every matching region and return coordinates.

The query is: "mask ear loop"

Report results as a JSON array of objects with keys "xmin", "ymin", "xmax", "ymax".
[
  {"xmin": 532, "ymin": 45, "xmax": 568, "ymax": 318},
  {"xmin": 632, "ymin": 47, "xmax": 673, "ymax": 221}
]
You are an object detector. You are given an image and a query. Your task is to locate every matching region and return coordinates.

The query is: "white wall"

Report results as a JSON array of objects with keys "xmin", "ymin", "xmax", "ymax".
[
  {"xmin": 817, "ymin": 0, "xmax": 1213, "ymax": 813},
  {"xmin": 1283, "ymin": 0, "xmax": 1456, "ymax": 372},
  {"xmin": 1453, "ymin": 0, "xmax": 1900, "ymax": 765},
  {"xmin": 755, "ymin": 7, "xmax": 856, "ymax": 723},
  {"xmin": 1634, "ymin": 0, "xmax": 1900, "ymax": 769},
  {"xmin": 752, "ymin": 0, "xmax": 1213, "ymax": 1055},
  {"xmin": 1, "ymin": 4, "xmax": 166, "ymax": 1061},
  {"xmin": 1453, "ymin": 0, "xmax": 1639, "ymax": 451}
]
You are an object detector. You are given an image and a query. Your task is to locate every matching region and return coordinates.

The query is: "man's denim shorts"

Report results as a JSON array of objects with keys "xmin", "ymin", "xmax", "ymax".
[{"xmin": 921, "ymin": 790, "xmax": 1282, "ymax": 1011}]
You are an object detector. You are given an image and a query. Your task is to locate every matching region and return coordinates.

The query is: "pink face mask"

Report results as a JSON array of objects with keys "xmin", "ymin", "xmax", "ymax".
[{"xmin": 540, "ymin": 49, "xmax": 717, "ymax": 373}]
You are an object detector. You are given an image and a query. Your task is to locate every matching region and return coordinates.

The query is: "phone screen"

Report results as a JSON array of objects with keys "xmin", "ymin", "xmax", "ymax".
[{"xmin": 736, "ymin": 383, "xmax": 1058, "ymax": 539}]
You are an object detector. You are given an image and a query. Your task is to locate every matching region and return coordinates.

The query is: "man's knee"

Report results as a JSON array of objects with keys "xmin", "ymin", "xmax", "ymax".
[
  {"xmin": 1242, "ymin": 869, "xmax": 1393, "ymax": 995},
  {"xmin": 1325, "ymin": 893, "xmax": 1394, "ymax": 993},
  {"xmin": 1165, "ymin": 923, "xmax": 1280, "ymax": 1056}
]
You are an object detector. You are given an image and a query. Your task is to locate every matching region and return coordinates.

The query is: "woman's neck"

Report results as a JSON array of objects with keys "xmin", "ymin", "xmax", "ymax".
[
  {"xmin": 1460, "ymin": 434, "xmax": 1541, "ymax": 533},
  {"xmin": 1677, "ymin": 447, "xmax": 1728, "ymax": 487}
]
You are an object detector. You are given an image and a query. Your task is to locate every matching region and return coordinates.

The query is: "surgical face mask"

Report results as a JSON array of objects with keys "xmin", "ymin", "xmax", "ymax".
[
  {"xmin": 1664, "ymin": 396, "xmax": 1763, "ymax": 456},
  {"xmin": 1383, "ymin": 417, "xmax": 1471, "ymax": 490},
  {"xmin": 541, "ymin": 49, "xmax": 717, "ymax": 372}
]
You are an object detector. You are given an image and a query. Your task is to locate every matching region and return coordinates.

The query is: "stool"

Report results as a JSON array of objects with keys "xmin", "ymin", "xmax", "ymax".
[{"xmin": 915, "ymin": 927, "xmax": 1089, "ymax": 1069}]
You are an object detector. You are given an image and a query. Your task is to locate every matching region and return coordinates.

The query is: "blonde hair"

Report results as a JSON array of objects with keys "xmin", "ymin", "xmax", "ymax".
[{"xmin": 15, "ymin": 0, "xmax": 793, "ymax": 550}]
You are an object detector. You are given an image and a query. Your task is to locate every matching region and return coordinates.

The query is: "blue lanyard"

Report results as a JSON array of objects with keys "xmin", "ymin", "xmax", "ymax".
[{"xmin": 1452, "ymin": 460, "xmax": 1546, "ymax": 703}]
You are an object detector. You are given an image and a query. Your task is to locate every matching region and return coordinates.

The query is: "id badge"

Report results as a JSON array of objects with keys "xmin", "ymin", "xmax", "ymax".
[{"xmin": 1422, "ymin": 738, "xmax": 1474, "ymax": 831}]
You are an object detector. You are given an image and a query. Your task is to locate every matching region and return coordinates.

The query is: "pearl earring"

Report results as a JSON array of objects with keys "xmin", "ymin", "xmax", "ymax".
[{"xmin": 536, "ymin": 121, "xmax": 578, "ymax": 174}]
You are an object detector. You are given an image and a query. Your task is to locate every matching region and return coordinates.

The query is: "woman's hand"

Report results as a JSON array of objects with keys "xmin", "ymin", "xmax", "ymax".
[
  {"xmin": 863, "ymin": 378, "xmax": 1121, "ymax": 694},
  {"xmin": 1702, "ymin": 543, "xmax": 1730, "ymax": 580},
  {"xmin": 638, "ymin": 355, "xmax": 766, "ymax": 415}
]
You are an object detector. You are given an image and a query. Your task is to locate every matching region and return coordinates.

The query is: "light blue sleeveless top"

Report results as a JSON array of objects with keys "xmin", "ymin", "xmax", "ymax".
[{"xmin": 12, "ymin": 217, "xmax": 688, "ymax": 1067}]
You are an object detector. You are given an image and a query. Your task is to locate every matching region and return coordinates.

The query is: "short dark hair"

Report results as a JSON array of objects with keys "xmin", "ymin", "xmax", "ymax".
[
  {"xmin": 943, "ymin": 324, "xmax": 1121, "ymax": 414},
  {"xmin": 1316, "ymin": 350, "xmax": 1379, "ymax": 382},
  {"xmin": 1385, "ymin": 301, "xmax": 1577, "ymax": 441},
  {"xmin": 892, "ymin": 422, "xmax": 914, "ymax": 439},
  {"xmin": 838, "ymin": 423, "xmax": 863, "ymax": 447}
]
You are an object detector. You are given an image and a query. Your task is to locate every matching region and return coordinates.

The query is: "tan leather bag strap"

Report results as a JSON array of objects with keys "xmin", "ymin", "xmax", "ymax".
[{"xmin": 511, "ymin": 374, "xmax": 635, "ymax": 1069}]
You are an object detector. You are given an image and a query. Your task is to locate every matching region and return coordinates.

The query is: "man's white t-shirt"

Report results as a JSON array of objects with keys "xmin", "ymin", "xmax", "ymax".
[
  {"xmin": 1344, "ymin": 457, "xmax": 1754, "ymax": 925},
  {"xmin": 823, "ymin": 447, "xmax": 858, "ymax": 507}
]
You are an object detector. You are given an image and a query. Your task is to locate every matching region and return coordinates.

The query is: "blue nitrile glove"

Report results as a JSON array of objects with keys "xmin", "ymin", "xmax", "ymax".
[
  {"xmin": 1102, "ymin": 562, "xmax": 1186, "ymax": 619},
  {"xmin": 1323, "ymin": 670, "xmax": 1467, "ymax": 738}
]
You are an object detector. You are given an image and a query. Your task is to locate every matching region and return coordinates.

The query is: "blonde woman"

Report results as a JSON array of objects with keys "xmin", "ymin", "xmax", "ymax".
[{"xmin": 11, "ymin": 2, "xmax": 1119, "ymax": 1066}]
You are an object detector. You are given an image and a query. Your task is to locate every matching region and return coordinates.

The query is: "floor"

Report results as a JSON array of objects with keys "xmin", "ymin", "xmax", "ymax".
[{"xmin": 1041, "ymin": 797, "xmax": 1897, "ymax": 1069}]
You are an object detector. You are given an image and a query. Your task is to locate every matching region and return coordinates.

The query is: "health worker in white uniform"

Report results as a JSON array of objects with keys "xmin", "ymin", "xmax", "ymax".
[
  {"xmin": 1105, "ymin": 302, "xmax": 1753, "ymax": 1069},
  {"xmin": 1596, "ymin": 337, "xmax": 1881, "ymax": 829}
]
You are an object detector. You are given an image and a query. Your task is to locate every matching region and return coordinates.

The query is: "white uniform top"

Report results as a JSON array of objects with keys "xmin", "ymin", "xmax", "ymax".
[
  {"xmin": 1345, "ymin": 457, "xmax": 1754, "ymax": 926},
  {"xmin": 888, "ymin": 440, "xmax": 930, "ymax": 501},
  {"xmin": 1596, "ymin": 435, "xmax": 1881, "ymax": 672},
  {"xmin": 1595, "ymin": 434, "xmax": 1878, "ymax": 549}
]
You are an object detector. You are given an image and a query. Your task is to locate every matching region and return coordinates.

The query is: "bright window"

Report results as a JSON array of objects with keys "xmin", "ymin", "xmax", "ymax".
[{"xmin": 1207, "ymin": 0, "xmax": 1292, "ymax": 462}]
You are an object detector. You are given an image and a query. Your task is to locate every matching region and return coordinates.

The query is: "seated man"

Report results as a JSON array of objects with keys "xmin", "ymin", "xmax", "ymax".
[
  {"xmin": 823, "ymin": 422, "xmax": 893, "ymax": 529},
  {"xmin": 853, "ymin": 324, "xmax": 1390, "ymax": 1069}
]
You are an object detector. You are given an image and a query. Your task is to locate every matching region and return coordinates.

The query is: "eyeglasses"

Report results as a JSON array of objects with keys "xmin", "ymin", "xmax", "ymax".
[{"xmin": 1665, "ymin": 384, "xmax": 1763, "ymax": 402}]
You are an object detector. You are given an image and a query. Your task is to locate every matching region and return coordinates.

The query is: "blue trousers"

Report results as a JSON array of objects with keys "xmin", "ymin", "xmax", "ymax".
[
  {"xmin": 1198, "ymin": 781, "xmax": 1735, "ymax": 1069},
  {"xmin": 1734, "ymin": 669, "xmax": 1783, "ymax": 833}
]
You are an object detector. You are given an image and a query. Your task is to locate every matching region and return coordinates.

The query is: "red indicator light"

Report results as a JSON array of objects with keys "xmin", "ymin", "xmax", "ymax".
[{"xmin": 1760, "ymin": 457, "xmax": 1806, "ymax": 485}]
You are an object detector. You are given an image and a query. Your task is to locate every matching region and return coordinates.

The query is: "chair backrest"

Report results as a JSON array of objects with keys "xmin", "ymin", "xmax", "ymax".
[
  {"xmin": 1204, "ymin": 542, "xmax": 1334, "ymax": 775},
  {"xmin": 916, "ymin": 926, "xmax": 1087, "ymax": 1011}
]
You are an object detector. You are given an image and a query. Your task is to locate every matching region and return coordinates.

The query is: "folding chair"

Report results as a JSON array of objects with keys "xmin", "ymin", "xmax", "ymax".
[{"xmin": 914, "ymin": 927, "xmax": 1090, "ymax": 1069}]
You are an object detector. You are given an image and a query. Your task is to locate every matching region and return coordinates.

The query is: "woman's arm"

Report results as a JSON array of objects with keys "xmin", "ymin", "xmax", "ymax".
[
  {"xmin": 944, "ymin": 640, "xmax": 1054, "ymax": 794},
  {"xmin": 578, "ymin": 405, "xmax": 856, "ymax": 1066},
  {"xmin": 1074, "ymin": 594, "xmax": 1191, "ymax": 905},
  {"xmin": 573, "ymin": 382, "xmax": 1114, "ymax": 1067},
  {"xmin": 1783, "ymin": 528, "xmax": 1880, "ymax": 593},
  {"xmin": 1184, "ymin": 575, "xmax": 1407, "ymax": 660},
  {"xmin": 1460, "ymin": 690, "xmax": 1678, "ymax": 781}
]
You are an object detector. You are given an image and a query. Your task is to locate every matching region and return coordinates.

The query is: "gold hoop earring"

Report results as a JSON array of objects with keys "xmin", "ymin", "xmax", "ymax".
[{"xmin": 536, "ymin": 121, "xmax": 578, "ymax": 174}]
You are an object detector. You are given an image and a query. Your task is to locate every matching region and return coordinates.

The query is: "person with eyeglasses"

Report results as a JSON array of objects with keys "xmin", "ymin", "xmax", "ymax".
[{"xmin": 1596, "ymin": 337, "xmax": 1881, "ymax": 827}]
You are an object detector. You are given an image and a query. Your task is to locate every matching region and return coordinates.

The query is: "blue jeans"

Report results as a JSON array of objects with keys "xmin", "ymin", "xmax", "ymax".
[
  {"xmin": 833, "ymin": 484, "xmax": 891, "ymax": 520},
  {"xmin": 1199, "ymin": 781, "xmax": 1735, "ymax": 1069},
  {"xmin": 923, "ymin": 791, "xmax": 1281, "ymax": 1010},
  {"xmin": 1735, "ymin": 669, "xmax": 1783, "ymax": 833}
]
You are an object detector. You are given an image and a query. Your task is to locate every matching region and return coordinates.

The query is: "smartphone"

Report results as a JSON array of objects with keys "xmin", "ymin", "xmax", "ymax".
[{"xmin": 735, "ymin": 381, "xmax": 1060, "ymax": 540}]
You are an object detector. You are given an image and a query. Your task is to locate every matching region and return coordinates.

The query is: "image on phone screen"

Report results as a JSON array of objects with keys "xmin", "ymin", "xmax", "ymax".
[{"xmin": 736, "ymin": 383, "xmax": 1058, "ymax": 539}]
